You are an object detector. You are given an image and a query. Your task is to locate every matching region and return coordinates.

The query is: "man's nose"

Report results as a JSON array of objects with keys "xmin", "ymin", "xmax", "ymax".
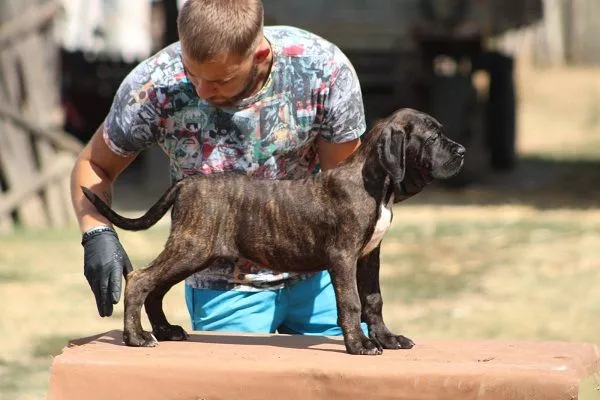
[{"xmin": 194, "ymin": 80, "xmax": 216, "ymax": 99}]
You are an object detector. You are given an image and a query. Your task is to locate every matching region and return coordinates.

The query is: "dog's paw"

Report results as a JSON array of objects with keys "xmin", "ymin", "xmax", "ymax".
[
  {"xmin": 370, "ymin": 330, "xmax": 415, "ymax": 350},
  {"xmin": 153, "ymin": 324, "xmax": 188, "ymax": 342},
  {"xmin": 346, "ymin": 336, "xmax": 383, "ymax": 356},
  {"xmin": 123, "ymin": 330, "xmax": 159, "ymax": 347}
]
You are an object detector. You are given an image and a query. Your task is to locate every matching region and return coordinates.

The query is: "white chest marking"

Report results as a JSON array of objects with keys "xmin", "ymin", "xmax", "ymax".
[{"xmin": 361, "ymin": 204, "xmax": 392, "ymax": 256}]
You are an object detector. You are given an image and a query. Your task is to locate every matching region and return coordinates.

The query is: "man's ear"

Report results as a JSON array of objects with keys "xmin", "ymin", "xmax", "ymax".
[
  {"xmin": 254, "ymin": 43, "xmax": 271, "ymax": 63},
  {"xmin": 377, "ymin": 125, "xmax": 406, "ymax": 187}
]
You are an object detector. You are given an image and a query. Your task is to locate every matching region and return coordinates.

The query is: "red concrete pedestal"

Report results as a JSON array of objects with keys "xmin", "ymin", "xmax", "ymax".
[{"xmin": 48, "ymin": 330, "xmax": 600, "ymax": 400}]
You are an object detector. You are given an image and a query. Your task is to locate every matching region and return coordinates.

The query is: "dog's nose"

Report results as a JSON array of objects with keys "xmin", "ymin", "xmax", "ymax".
[{"xmin": 455, "ymin": 146, "xmax": 466, "ymax": 157}]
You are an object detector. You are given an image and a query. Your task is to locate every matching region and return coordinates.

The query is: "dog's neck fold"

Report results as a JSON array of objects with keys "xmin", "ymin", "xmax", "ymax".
[
  {"xmin": 340, "ymin": 128, "xmax": 422, "ymax": 206},
  {"xmin": 331, "ymin": 129, "xmax": 395, "ymax": 208}
]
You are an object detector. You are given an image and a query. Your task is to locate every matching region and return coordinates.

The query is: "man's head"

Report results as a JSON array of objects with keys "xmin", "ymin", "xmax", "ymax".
[{"xmin": 177, "ymin": 0, "xmax": 271, "ymax": 107}]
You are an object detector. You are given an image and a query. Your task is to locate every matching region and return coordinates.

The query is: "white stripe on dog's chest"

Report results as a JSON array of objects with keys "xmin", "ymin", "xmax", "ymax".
[{"xmin": 361, "ymin": 204, "xmax": 392, "ymax": 256}]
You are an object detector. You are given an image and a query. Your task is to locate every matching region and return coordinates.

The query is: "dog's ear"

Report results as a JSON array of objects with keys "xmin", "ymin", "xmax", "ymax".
[{"xmin": 377, "ymin": 125, "xmax": 406, "ymax": 186}]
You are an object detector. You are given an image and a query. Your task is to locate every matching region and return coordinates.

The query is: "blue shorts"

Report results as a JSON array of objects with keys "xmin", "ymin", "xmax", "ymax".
[{"xmin": 185, "ymin": 270, "xmax": 368, "ymax": 336}]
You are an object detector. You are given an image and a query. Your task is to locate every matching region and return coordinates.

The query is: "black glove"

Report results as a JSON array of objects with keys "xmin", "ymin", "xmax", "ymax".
[{"xmin": 82, "ymin": 226, "xmax": 133, "ymax": 317}]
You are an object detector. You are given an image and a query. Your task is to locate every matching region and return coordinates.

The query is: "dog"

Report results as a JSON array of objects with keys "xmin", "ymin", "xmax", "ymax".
[{"xmin": 82, "ymin": 108, "xmax": 466, "ymax": 355}]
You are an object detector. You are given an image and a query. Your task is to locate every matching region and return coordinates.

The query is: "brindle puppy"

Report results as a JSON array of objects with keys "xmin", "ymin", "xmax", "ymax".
[{"xmin": 82, "ymin": 108, "xmax": 465, "ymax": 355}]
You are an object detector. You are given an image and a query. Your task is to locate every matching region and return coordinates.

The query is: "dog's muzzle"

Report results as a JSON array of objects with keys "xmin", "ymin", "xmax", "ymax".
[{"xmin": 433, "ymin": 145, "xmax": 466, "ymax": 179}]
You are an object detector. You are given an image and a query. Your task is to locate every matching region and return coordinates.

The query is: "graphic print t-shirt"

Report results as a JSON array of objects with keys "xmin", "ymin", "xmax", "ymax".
[{"xmin": 103, "ymin": 25, "xmax": 366, "ymax": 291}]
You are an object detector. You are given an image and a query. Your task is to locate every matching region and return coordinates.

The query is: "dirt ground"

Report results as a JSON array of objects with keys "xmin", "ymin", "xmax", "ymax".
[{"xmin": 1, "ymin": 60, "xmax": 600, "ymax": 400}]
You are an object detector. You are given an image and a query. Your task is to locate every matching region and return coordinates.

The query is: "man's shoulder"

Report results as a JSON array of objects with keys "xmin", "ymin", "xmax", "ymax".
[
  {"xmin": 125, "ymin": 42, "xmax": 185, "ymax": 90},
  {"xmin": 265, "ymin": 25, "xmax": 329, "ymax": 42},
  {"xmin": 150, "ymin": 41, "xmax": 183, "ymax": 65},
  {"xmin": 265, "ymin": 25, "xmax": 340, "ymax": 57},
  {"xmin": 115, "ymin": 41, "xmax": 193, "ymax": 114},
  {"xmin": 265, "ymin": 25, "xmax": 356, "ymax": 81}
]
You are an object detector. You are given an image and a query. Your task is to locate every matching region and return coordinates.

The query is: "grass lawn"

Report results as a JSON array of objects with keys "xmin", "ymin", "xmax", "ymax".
[{"xmin": 1, "ymin": 204, "xmax": 599, "ymax": 399}]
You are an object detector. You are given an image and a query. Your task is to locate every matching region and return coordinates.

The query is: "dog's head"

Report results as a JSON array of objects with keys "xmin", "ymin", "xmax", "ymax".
[{"xmin": 377, "ymin": 108, "xmax": 466, "ymax": 199}]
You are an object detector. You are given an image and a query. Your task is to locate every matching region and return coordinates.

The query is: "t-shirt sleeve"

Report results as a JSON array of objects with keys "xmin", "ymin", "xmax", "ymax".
[
  {"xmin": 103, "ymin": 61, "xmax": 162, "ymax": 157},
  {"xmin": 319, "ymin": 47, "xmax": 367, "ymax": 143}
]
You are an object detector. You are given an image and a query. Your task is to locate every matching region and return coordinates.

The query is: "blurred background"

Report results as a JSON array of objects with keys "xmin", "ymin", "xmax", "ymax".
[{"xmin": 1, "ymin": 0, "xmax": 600, "ymax": 398}]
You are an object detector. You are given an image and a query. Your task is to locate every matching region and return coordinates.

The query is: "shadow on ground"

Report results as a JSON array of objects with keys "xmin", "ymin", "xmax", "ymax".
[{"xmin": 415, "ymin": 155, "xmax": 600, "ymax": 210}]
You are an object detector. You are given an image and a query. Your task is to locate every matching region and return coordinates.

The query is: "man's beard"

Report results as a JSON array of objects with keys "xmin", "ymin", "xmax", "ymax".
[{"xmin": 208, "ymin": 64, "xmax": 260, "ymax": 108}]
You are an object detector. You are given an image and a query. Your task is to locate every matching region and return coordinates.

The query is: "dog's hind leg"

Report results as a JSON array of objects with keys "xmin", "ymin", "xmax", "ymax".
[
  {"xmin": 123, "ymin": 267, "xmax": 161, "ymax": 347},
  {"xmin": 357, "ymin": 245, "xmax": 414, "ymax": 350},
  {"xmin": 328, "ymin": 256, "xmax": 383, "ymax": 355},
  {"xmin": 123, "ymin": 241, "xmax": 211, "ymax": 347},
  {"xmin": 145, "ymin": 281, "xmax": 189, "ymax": 342}
]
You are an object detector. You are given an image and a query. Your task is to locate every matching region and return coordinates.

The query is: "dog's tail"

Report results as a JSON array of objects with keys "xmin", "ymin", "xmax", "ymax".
[{"xmin": 81, "ymin": 182, "xmax": 181, "ymax": 231}]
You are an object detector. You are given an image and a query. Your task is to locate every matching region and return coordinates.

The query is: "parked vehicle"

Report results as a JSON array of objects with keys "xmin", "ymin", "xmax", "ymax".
[{"xmin": 263, "ymin": 0, "xmax": 543, "ymax": 184}]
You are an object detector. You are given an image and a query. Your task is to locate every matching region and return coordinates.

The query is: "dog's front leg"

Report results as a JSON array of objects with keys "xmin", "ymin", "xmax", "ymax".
[
  {"xmin": 329, "ymin": 256, "xmax": 383, "ymax": 355},
  {"xmin": 357, "ymin": 245, "xmax": 415, "ymax": 350}
]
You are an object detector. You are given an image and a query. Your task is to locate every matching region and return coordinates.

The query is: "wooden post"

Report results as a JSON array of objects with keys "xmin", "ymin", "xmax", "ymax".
[
  {"xmin": 15, "ymin": 0, "xmax": 70, "ymax": 227},
  {"xmin": 540, "ymin": 0, "xmax": 566, "ymax": 66},
  {"xmin": 19, "ymin": 35, "xmax": 68, "ymax": 227},
  {"xmin": 0, "ymin": 0, "xmax": 79, "ymax": 231},
  {"xmin": 0, "ymin": 45, "xmax": 49, "ymax": 228},
  {"xmin": 569, "ymin": 0, "xmax": 600, "ymax": 65},
  {"xmin": 0, "ymin": 157, "xmax": 14, "ymax": 233}
]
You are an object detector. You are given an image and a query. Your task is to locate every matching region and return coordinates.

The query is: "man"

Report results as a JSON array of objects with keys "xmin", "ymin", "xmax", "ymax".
[{"xmin": 70, "ymin": 0, "xmax": 366, "ymax": 336}]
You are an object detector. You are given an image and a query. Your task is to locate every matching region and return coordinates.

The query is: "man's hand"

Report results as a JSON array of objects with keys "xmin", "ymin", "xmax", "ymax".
[{"xmin": 82, "ymin": 227, "xmax": 133, "ymax": 317}]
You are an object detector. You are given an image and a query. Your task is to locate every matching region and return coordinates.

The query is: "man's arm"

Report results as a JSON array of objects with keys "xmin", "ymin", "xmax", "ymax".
[
  {"xmin": 70, "ymin": 123, "xmax": 137, "ymax": 232},
  {"xmin": 318, "ymin": 46, "xmax": 366, "ymax": 169},
  {"xmin": 72, "ymin": 56, "xmax": 159, "ymax": 233},
  {"xmin": 317, "ymin": 136, "xmax": 361, "ymax": 171}
]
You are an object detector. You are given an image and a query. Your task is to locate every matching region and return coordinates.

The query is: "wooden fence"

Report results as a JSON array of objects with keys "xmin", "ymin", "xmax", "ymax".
[{"xmin": 0, "ymin": 0, "xmax": 83, "ymax": 234}]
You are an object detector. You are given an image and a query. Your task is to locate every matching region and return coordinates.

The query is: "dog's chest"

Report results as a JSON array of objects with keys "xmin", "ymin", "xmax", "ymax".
[{"xmin": 361, "ymin": 204, "xmax": 392, "ymax": 256}]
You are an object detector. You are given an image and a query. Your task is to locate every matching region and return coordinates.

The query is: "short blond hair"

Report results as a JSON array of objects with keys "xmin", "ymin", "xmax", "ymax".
[{"xmin": 177, "ymin": 0, "xmax": 264, "ymax": 62}]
